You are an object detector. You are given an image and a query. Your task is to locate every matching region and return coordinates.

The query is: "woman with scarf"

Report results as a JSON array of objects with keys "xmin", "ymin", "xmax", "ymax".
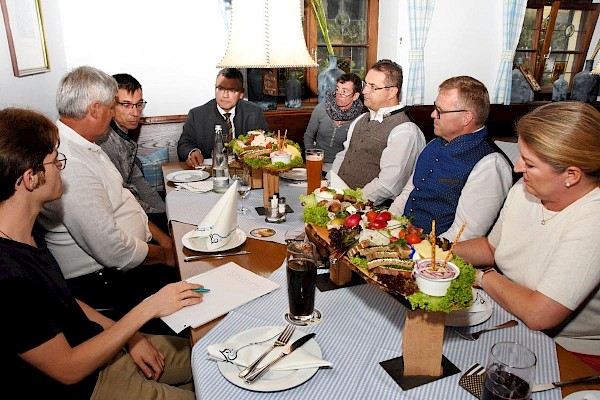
[{"xmin": 304, "ymin": 73, "xmax": 364, "ymax": 173}]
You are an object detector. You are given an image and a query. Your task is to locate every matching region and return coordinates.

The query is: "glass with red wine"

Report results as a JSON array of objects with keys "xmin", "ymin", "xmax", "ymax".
[{"xmin": 482, "ymin": 342, "xmax": 537, "ymax": 400}]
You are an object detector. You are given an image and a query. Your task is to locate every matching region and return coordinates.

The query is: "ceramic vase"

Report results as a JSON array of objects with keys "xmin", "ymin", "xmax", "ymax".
[
  {"xmin": 510, "ymin": 67, "xmax": 533, "ymax": 104},
  {"xmin": 571, "ymin": 60, "xmax": 600, "ymax": 103},
  {"xmin": 285, "ymin": 71, "xmax": 302, "ymax": 108},
  {"xmin": 552, "ymin": 74, "xmax": 567, "ymax": 101},
  {"xmin": 317, "ymin": 54, "xmax": 344, "ymax": 103}
]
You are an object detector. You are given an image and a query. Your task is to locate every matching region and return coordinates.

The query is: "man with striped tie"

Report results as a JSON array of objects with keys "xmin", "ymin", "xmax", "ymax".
[{"xmin": 177, "ymin": 68, "xmax": 270, "ymax": 168}]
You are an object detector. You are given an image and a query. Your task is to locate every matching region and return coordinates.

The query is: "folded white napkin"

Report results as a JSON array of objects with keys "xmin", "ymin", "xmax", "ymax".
[
  {"xmin": 329, "ymin": 170, "xmax": 350, "ymax": 190},
  {"xmin": 175, "ymin": 181, "xmax": 213, "ymax": 193},
  {"xmin": 207, "ymin": 329, "xmax": 332, "ymax": 371},
  {"xmin": 189, "ymin": 181, "xmax": 238, "ymax": 250}
]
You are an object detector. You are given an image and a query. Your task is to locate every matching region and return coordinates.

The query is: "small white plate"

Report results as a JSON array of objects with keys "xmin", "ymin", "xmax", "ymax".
[
  {"xmin": 564, "ymin": 390, "xmax": 600, "ymax": 400},
  {"xmin": 166, "ymin": 170, "xmax": 210, "ymax": 183},
  {"xmin": 280, "ymin": 168, "xmax": 307, "ymax": 181},
  {"xmin": 182, "ymin": 228, "xmax": 247, "ymax": 252},
  {"xmin": 217, "ymin": 326, "xmax": 322, "ymax": 392},
  {"xmin": 446, "ymin": 288, "xmax": 493, "ymax": 327}
]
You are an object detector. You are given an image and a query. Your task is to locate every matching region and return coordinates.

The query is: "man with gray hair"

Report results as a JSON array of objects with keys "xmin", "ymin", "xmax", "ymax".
[{"xmin": 38, "ymin": 66, "xmax": 180, "ymax": 327}]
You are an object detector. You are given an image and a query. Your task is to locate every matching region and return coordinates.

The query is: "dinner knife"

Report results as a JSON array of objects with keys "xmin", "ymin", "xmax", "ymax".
[
  {"xmin": 532, "ymin": 375, "xmax": 600, "ymax": 392},
  {"xmin": 184, "ymin": 250, "xmax": 251, "ymax": 262},
  {"xmin": 243, "ymin": 333, "xmax": 316, "ymax": 383}
]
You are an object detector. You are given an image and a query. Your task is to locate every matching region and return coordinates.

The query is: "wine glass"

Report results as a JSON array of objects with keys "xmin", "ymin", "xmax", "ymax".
[
  {"xmin": 482, "ymin": 342, "xmax": 536, "ymax": 400},
  {"xmin": 233, "ymin": 171, "xmax": 251, "ymax": 214}
]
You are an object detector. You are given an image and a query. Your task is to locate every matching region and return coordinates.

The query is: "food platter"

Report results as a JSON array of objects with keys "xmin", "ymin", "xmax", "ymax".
[{"xmin": 280, "ymin": 168, "xmax": 307, "ymax": 181}]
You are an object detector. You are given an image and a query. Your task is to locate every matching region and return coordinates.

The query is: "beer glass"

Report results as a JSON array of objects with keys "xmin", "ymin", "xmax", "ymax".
[
  {"xmin": 305, "ymin": 148, "xmax": 324, "ymax": 195},
  {"xmin": 285, "ymin": 241, "xmax": 320, "ymax": 325}
]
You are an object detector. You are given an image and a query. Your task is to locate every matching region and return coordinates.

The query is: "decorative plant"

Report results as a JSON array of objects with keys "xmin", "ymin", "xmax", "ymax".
[
  {"xmin": 310, "ymin": 0, "xmax": 334, "ymax": 56},
  {"xmin": 590, "ymin": 38, "xmax": 600, "ymax": 61}
]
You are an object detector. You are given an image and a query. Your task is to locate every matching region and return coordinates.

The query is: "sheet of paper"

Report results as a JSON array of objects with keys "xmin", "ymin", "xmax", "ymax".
[{"xmin": 161, "ymin": 262, "xmax": 280, "ymax": 333}]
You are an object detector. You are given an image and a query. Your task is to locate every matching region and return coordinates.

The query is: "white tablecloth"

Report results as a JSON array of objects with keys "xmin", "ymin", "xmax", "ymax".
[
  {"xmin": 191, "ymin": 266, "xmax": 562, "ymax": 400},
  {"xmin": 166, "ymin": 181, "xmax": 307, "ymax": 244}
]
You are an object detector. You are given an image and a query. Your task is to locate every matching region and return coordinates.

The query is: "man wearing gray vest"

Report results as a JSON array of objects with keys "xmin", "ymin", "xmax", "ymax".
[{"xmin": 331, "ymin": 59, "xmax": 425, "ymax": 205}]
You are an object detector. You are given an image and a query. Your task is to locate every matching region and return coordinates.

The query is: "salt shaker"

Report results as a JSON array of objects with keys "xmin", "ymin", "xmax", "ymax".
[{"xmin": 278, "ymin": 197, "xmax": 287, "ymax": 222}]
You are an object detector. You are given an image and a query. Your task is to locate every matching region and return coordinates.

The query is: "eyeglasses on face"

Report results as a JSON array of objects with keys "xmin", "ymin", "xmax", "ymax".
[
  {"xmin": 433, "ymin": 101, "xmax": 467, "ymax": 119},
  {"xmin": 15, "ymin": 152, "xmax": 67, "ymax": 186},
  {"xmin": 116, "ymin": 100, "xmax": 147, "ymax": 110},
  {"xmin": 335, "ymin": 89, "xmax": 355, "ymax": 98},
  {"xmin": 44, "ymin": 152, "xmax": 67, "ymax": 170},
  {"xmin": 362, "ymin": 81, "xmax": 395, "ymax": 92},
  {"xmin": 216, "ymin": 86, "xmax": 241, "ymax": 95}
]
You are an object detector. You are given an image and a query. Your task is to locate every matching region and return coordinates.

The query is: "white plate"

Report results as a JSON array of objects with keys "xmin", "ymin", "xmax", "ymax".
[
  {"xmin": 280, "ymin": 168, "xmax": 307, "ymax": 181},
  {"xmin": 445, "ymin": 288, "xmax": 493, "ymax": 327},
  {"xmin": 166, "ymin": 170, "xmax": 210, "ymax": 183},
  {"xmin": 217, "ymin": 326, "xmax": 322, "ymax": 392},
  {"xmin": 182, "ymin": 228, "xmax": 247, "ymax": 252},
  {"xmin": 564, "ymin": 390, "xmax": 600, "ymax": 400}
]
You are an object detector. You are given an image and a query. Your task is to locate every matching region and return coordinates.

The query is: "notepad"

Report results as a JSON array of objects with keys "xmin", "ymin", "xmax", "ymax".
[{"xmin": 161, "ymin": 262, "xmax": 280, "ymax": 333}]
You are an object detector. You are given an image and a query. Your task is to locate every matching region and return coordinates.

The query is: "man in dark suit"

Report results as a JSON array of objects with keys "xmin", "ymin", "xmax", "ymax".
[{"xmin": 177, "ymin": 68, "xmax": 270, "ymax": 167}]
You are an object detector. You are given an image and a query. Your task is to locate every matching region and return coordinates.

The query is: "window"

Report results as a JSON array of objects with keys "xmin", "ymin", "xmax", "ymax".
[
  {"xmin": 515, "ymin": 0, "xmax": 599, "ymax": 92},
  {"xmin": 303, "ymin": 0, "xmax": 379, "ymax": 99}
]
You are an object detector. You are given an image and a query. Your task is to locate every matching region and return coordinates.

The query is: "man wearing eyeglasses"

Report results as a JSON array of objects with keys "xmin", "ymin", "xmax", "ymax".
[
  {"xmin": 331, "ymin": 59, "xmax": 426, "ymax": 205},
  {"xmin": 389, "ymin": 76, "xmax": 514, "ymax": 240},
  {"xmin": 38, "ymin": 66, "xmax": 180, "ymax": 333},
  {"xmin": 304, "ymin": 73, "xmax": 364, "ymax": 173},
  {"xmin": 177, "ymin": 68, "xmax": 270, "ymax": 167},
  {"xmin": 96, "ymin": 73, "xmax": 166, "ymax": 229}
]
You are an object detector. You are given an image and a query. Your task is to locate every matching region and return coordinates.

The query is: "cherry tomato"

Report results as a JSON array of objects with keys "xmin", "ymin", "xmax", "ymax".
[
  {"xmin": 366, "ymin": 210, "xmax": 379, "ymax": 222},
  {"xmin": 397, "ymin": 230, "xmax": 407, "ymax": 239},
  {"xmin": 319, "ymin": 186, "xmax": 328, "ymax": 192},
  {"xmin": 344, "ymin": 214, "xmax": 362, "ymax": 228},
  {"xmin": 405, "ymin": 233, "xmax": 422, "ymax": 244},
  {"xmin": 376, "ymin": 211, "xmax": 392, "ymax": 221},
  {"xmin": 368, "ymin": 219, "xmax": 387, "ymax": 229},
  {"xmin": 389, "ymin": 236, "xmax": 399, "ymax": 243}
]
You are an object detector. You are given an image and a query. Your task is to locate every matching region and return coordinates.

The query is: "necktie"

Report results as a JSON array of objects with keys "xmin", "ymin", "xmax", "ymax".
[{"xmin": 224, "ymin": 113, "xmax": 233, "ymax": 143}]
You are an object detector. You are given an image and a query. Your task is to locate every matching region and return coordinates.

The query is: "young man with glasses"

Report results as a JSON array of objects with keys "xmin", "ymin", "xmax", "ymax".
[
  {"xmin": 389, "ymin": 76, "xmax": 513, "ymax": 240},
  {"xmin": 0, "ymin": 107, "xmax": 200, "ymax": 400},
  {"xmin": 177, "ymin": 68, "xmax": 270, "ymax": 167},
  {"xmin": 331, "ymin": 59, "xmax": 426, "ymax": 205},
  {"xmin": 96, "ymin": 73, "xmax": 167, "ymax": 230},
  {"xmin": 304, "ymin": 73, "xmax": 364, "ymax": 173}
]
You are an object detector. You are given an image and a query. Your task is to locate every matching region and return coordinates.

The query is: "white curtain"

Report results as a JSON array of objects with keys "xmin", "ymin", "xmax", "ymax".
[
  {"xmin": 406, "ymin": 0, "xmax": 435, "ymax": 105},
  {"xmin": 492, "ymin": 0, "xmax": 527, "ymax": 104}
]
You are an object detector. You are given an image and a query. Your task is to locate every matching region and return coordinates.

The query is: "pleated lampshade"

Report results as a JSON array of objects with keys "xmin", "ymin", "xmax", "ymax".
[{"xmin": 217, "ymin": 0, "xmax": 318, "ymax": 68}]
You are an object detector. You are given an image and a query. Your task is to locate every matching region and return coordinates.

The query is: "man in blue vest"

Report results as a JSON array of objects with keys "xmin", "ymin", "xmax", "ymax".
[{"xmin": 389, "ymin": 76, "xmax": 513, "ymax": 241}]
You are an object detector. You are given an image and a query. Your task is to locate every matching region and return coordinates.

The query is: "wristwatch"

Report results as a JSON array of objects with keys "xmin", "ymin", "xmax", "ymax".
[{"xmin": 476, "ymin": 267, "xmax": 495, "ymax": 288}]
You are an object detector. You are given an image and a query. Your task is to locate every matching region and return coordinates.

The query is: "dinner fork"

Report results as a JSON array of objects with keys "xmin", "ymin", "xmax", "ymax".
[
  {"xmin": 238, "ymin": 324, "xmax": 296, "ymax": 378},
  {"xmin": 456, "ymin": 319, "xmax": 518, "ymax": 341}
]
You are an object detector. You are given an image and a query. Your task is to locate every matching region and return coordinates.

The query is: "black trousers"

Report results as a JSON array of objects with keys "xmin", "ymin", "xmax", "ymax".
[{"xmin": 68, "ymin": 264, "xmax": 186, "ymax": 336}]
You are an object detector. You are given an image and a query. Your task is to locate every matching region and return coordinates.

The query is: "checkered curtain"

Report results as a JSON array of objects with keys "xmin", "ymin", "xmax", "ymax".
[
  {"xmin": 406, "ymin": 0, "xmax": 435, "ymax": 105},
  {"xmin": 492, "ymin": 0, "xmax": 527, "ymax": 104}
]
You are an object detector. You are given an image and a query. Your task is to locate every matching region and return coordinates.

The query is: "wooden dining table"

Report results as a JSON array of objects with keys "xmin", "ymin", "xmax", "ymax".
[{"xmin": 164, "ymin": 161, "xmax": 600, "ymax": 398}]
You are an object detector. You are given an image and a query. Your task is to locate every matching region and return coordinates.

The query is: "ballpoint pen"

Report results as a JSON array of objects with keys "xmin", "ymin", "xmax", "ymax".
[{"xmin": 192, "ymin": 288, "xmax": 210, "ymax": 293}]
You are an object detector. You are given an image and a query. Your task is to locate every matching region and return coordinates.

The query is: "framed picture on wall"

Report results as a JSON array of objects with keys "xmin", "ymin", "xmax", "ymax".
[
  {"xmin": 1, "ymin": 0, "xmax": 50, "ymax": 77},
  {"xmin": 518, "ymin": 66, "xmax": 541, "ymax": 92}
]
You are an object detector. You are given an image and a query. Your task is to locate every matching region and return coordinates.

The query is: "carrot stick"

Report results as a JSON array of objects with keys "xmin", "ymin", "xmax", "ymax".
[{"xmin": 443, "ymin": 222, "xmax": 467, "ymax": 266}]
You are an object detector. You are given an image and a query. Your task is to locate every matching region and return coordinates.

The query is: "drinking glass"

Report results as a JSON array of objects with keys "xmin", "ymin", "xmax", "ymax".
[
  {"xmin": 232, "ymin": 170, "xmax": 251, "ymax": 214},
  {"xmin": 305, "ymin": 148, "xmax": 324, "ymax": 195},
  {"xmin": 285, "ymin": 241, "xmax": 321, "ymax": 325},
  {"xmin": 482, "ymin": 342, "xmax": 537, "ymax": 400}
]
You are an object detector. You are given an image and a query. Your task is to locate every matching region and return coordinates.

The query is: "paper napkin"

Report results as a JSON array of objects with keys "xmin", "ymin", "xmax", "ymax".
[
  {"xmin": 189, "ymin": 180, "xmax": 238, "ymax": 250},
  {"xmin": 329, "ymin": 170, "xmax": 350, "ymax": 190},
  {"xmin": 175, "ymin": 181, "xmax": 213, "ymax": 193},
  {"xmin": 207, "ymin": 330, "xmax": 332, "ymax": 371}
]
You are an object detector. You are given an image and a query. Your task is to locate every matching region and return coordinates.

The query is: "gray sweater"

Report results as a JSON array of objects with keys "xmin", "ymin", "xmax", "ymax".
[{"xmin": 303, "ymin": 103, "xmax": 355, "ymax": 164}]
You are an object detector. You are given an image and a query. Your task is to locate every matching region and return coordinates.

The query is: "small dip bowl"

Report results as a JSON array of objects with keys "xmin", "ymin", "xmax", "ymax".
[
  {"xmin": 413, "ymin": 258, "xmax": 460, "ymax": 297},
  {"xmin": 270, "ymin": 151, "xmax": 291, "ymax": 164},
  {"xmin": 313, "ymin": 187, "xmax": 343, "ymax": 202}
]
